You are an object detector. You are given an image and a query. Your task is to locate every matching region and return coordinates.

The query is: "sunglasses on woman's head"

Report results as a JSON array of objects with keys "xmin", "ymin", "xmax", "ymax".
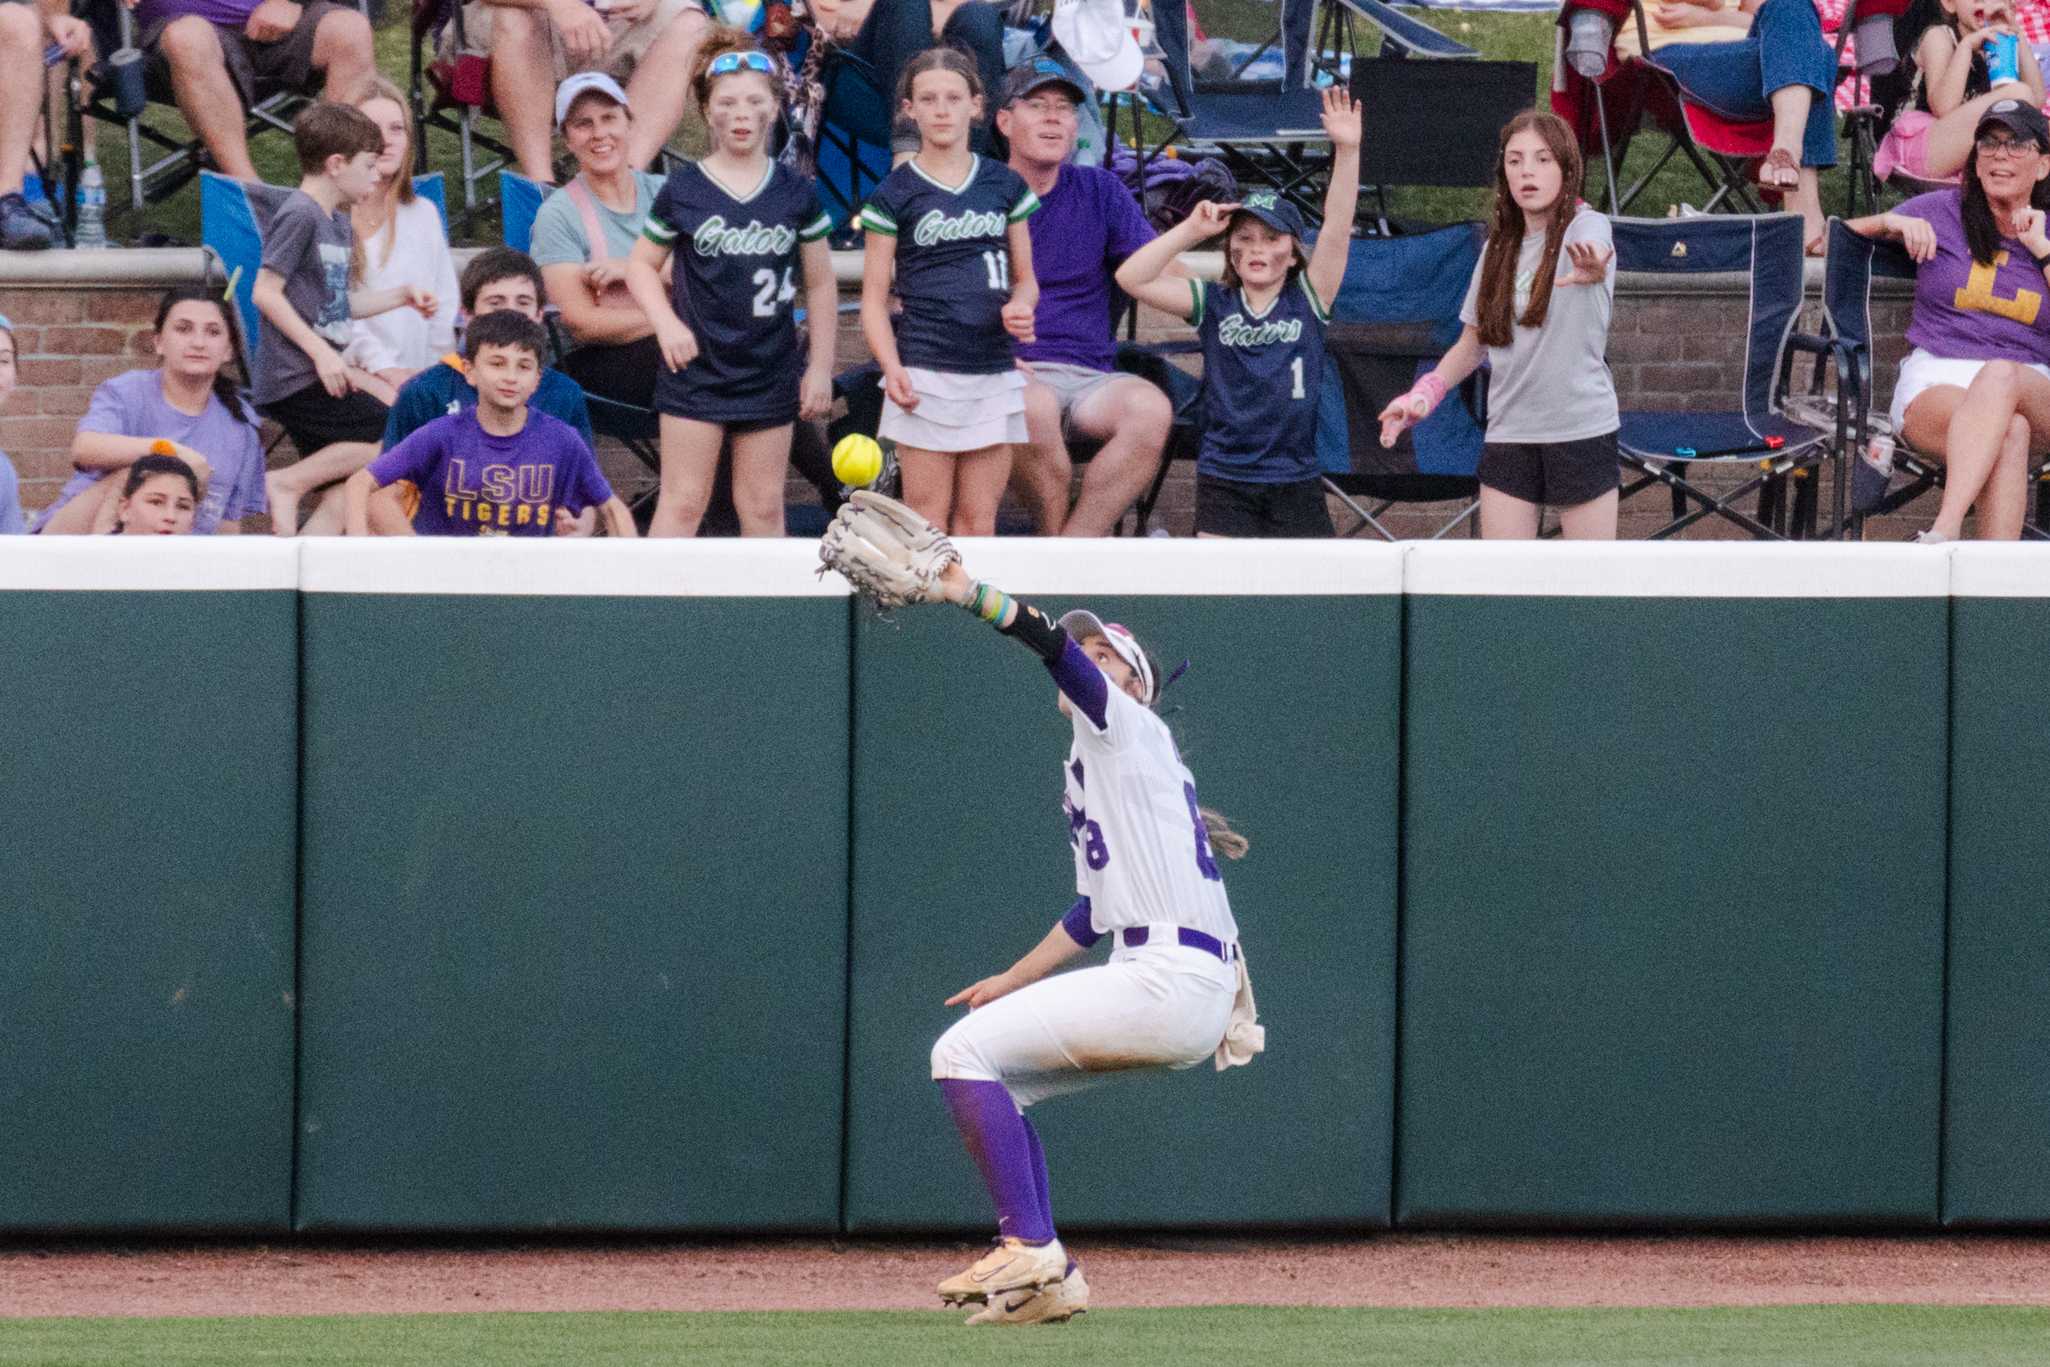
[{"xmin": 708, "ymin": 50, "xmax": 775, "ymax": 76}]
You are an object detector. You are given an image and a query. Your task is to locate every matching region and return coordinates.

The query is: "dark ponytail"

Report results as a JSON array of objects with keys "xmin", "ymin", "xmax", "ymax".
[{"xmin": 153, "ymin": 286, "xmax": 256, "ymax": 429}]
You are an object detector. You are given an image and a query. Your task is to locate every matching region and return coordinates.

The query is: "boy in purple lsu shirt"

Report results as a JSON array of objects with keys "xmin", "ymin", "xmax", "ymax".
[{"xmin": 343, "ymin": 311, "xmax": 636, "ymax": 537}]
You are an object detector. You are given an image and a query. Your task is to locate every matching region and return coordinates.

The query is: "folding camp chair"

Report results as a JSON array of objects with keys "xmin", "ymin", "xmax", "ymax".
[
  {"xmin": 1611, "ymin": 212, "xmax": 1842, "ymax": 538},
  {"xmin": 1316, "ymin": 223, "xmax": 1486, "ymax": 539},
  {"xmin": 1128, "ymin": 0, "xmax": 1476, "ymax": 226},
  {"xmin": 410, "ymin": 0, "xmax": 514, "ymax": 223},
  {"xmin": 78, "ymin": 0, "xmax": 365, "ymax": 217},
  {"xmin": 1816, "ymin": 216, "xmax": 2050, "ymax": 540},
  {"xmin": 203, "ymin": 168, "xmax": 450, "ymax": 360},
  {"xmin": 1827, "ymin": 0, "xmax": 1912, "ymax": 218},
  {"xmin": 814, "ymin": 45, "xmax": 892, "ymax": 231},
  {"xmin": 1350, "ymin": 57, "xmax": 1536, "ymax": 233},
  {"xmin": 1553, "ymin": 0, "xmax": 1773, "ymax": 216}
]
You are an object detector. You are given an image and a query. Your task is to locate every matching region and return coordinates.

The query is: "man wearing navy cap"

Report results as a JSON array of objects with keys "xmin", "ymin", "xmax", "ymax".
[{"xmin": 1000, "ymin": 57, "xmax": 1176, "ymax": 536}]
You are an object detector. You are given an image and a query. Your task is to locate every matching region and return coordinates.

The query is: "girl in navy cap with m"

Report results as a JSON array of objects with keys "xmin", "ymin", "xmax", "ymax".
[{"xmin": 1116, "ymin": 87, "xmax": 1360, "ymax": 536}]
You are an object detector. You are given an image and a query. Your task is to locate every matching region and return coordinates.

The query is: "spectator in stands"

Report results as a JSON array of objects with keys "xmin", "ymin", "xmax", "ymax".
[
  {"xmin": 1117, "ymin": 90, "xmax": 1362, "ymax": 538},
  {"xmin": 254, "ymin": 103, "xmax": 435, "ymax": 535},
  {"xmin": 0, "ymin": 0, "xmax": 89, "ymax": 250},
  {"xmin": 0, "ymin": 317, "xmax": 24, "ymax": 531},
  {"xmin": 34, "ymin": 287, "xmax": 266, "ymax": 535},
  {"xmin": 1845, "ymin": 98, "xmax": 2050, "ymax": 540},
  {"xmin": 344, "ymin": 310, "xmax": 635, "ymax": 535},
  {"xmin": 625, "ymin": 31, "xmax": 837, "ymax": 538},
  {"xmin": 1634, "ymin": 0, "xmax": 1838, "ymax": 249},
  {"xmin": 135, "ymin": 0, "xmax": 376, "ymax": 186},
  {"xmin": 810, "ymin": 0, "xmax": 1007, "ymax": 157},
  {"xmin": 998, "ymin": 58, "xmax": 1173, "ymax": 537},
  {"xmin": 1879, "ymin": 0, "xmax": 2044, "ymax": 185},
  {"xmin": 533, "ymin": 74, "xmax": 665, "ymax": 409},
  {"xmin": 466, "ymin": 0, "xmax": 708, "ymax": 183},
  {"xmin": 108, "ymin": 454, "xmax": 202, "ymax": 534},
  {"xmin": 383, "ymin": 248, "xmax": 594, "ymax": 450},
  {"xmin": 345, "ymin": 77, "xmax": 459, "ymax": 392}
]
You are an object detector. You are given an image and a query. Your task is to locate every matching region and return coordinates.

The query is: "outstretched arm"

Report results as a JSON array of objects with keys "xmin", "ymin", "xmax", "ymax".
[{"xmin": 937, "ymin": 558, "xmax": 1111, "ymax": 727}]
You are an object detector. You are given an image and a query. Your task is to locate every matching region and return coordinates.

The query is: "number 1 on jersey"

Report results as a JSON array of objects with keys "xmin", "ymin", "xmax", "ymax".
[
  {"xmin": 1289, "ymin": 355, "xmax": 1305, "ymax": 400},
  {"xmin": 982, "ymin": 249, "xmax": 1009, "ymax": 291}
]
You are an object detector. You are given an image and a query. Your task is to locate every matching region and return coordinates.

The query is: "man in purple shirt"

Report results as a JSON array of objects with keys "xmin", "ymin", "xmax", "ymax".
[
  {"xmin": 1000, "ymin": 58, "xmax": 1176, "ymax": 537},
  {"xmin": 136, "ymin": 0, "xmax": 375, "ymax": 185}
]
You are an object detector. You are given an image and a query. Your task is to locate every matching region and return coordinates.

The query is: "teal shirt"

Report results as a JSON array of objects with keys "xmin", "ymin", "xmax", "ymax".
[{"xmin": 529, "ymin": 172, "xmax": 666, "ymax": 268}]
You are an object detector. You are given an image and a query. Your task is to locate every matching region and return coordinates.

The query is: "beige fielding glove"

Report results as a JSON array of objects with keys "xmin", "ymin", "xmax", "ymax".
[
  {"xmin": 817, "ymin": 489, "xmax": 960, "ymax": 608},
  {"xmin": 1214, "ymin": 951, "xmax": 1266, "ymax": 1070}
]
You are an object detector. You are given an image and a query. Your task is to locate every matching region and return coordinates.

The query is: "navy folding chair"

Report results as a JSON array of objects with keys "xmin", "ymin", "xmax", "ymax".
[
  {"xmin": 1818, "ymin": 216, "xmax": 2050, "ymax": 539},
  {"xmin": 1317, "ymin": 223, "xmax": 1487, "ymax": 539},
  {"xmin": 1611, "ymin": 213, "xmax": 1840, "ymax": 538},
  {"xmin": 1127, "ymin": 0, "xmax": 1476, "ymax": 226}
]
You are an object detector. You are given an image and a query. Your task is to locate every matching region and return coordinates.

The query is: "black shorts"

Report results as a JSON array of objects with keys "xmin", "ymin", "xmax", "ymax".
[
  {"xmin": 653, "ymin": 367, "xmax": 797, "ymax": 431},
  {"xmin": 1477, "ymin": 431, "xmax": 1621, "ymax": 508},
  {"xmin": 143, "ymin": 0, "xmax": 354, "ymax": 109},
  {"xmin": 563, "ymin": 337, "xmax": 660, "ymax": 410},
  {"xmin": 260, "ymin": 382, "xmax": 389, "ymax": 456},
  {"xmin": 1194, "ymin": 473, "xmax": 1334, "ymax": 538}
]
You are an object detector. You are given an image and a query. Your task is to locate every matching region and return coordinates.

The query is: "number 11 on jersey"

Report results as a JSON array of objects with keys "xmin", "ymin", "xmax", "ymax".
[{"xmin": 983, "ymin": 249, "xmax": 1009, "ymax": 291}]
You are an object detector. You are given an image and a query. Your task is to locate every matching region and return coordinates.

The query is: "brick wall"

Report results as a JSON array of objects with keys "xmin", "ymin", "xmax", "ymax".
[{"xmin": 0, "ymin": 250, "xmax": 1924, "ymax": 538}]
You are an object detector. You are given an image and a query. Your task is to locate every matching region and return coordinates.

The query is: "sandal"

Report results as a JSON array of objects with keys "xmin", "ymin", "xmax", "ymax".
[{"xmin": 1757, "ymin": 147, "xmax": 1800, "ymax": 191}]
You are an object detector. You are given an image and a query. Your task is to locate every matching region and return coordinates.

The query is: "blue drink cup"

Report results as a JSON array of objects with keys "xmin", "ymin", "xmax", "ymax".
[{"xmin": 1988, "ymin": 31, "xmax": 2022, "ymax": 87}]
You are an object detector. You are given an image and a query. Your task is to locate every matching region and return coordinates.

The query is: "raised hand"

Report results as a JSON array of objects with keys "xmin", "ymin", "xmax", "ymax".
[
  {"xmin": 1320, "ymin": 86, "xmax": 1361, "ymax": 150},
  {"xmin": 1185, "ymin": 199, "xmax": 1241, "ymax": 238},
  {"xmin": 1555, "ymin": 240, "xmax": 1614, "ymax": 287}
]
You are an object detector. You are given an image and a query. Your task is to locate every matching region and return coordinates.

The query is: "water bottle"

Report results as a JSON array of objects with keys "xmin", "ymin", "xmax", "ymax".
[{"xmin": 73, "ymin": 145, "xmax": 108, "ymax": 251}]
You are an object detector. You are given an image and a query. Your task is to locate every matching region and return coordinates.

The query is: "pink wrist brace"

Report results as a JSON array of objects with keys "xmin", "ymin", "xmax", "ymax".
[{"xmin": 1409, "ymin": 373, "xmax": 1447, "ymax": 416}]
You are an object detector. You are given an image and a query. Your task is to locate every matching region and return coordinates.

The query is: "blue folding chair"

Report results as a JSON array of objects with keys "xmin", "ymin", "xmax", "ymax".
[
  {"xmin": 1611, "ymin": 212, "xmax": 1841, "ymax": 538},
  {"xmin": 1818, "ymin": 215, "xmax": 2050, "ymax": 540},
  {"xmin": 1317, "ymin": 223, "xmax": 1487, "ymax": 539}
]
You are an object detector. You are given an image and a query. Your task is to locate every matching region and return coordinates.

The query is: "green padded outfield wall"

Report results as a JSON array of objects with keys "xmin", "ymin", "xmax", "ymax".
[
  {"xmin": 293, "ymin": 542, "xmax": 850, "ymax": 1232},
  {"xmin": 843, "ymin": 542, "xmax": 1402, "ymax": 1232},
  {"xmin": 0, "ymin": 540, "xmax": 299, "ymax": 1232},
  {"xmin": 1398, "ymin": 544, "xmax": 1947, "ymax": 1227},
  {"xmin": 1944, "ymin": 549, "xmax": 2050, "ymax": 1225}
]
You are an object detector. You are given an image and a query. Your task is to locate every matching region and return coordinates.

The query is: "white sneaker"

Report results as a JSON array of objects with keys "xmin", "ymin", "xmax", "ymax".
[
  {"xmin": 964, "ymin": 1263, "xmax": 1089, "ymax": 1325},
  {"xmin": 1912, "ymin": 529, "xmax": 1949, "ymax": 544},
  {"xmin": 936, "ymin": 1237, "xmax": 1068, "ymax": 1305}
]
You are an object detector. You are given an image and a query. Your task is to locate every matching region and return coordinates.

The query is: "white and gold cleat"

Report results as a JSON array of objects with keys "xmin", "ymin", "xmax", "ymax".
[
  {"xmin": 936, "ymin": 1237, "xmax": 1069, "ymax": 1306},
  {"xmin": 964, "ymin": 1263, "xmax": 1089, "ymax": 1325}
]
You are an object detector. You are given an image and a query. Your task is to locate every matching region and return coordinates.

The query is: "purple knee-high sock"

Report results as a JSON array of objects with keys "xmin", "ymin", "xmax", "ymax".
[
  {"xmin": 1019, "ymin": 1114, "xmax": 1058, "ymax": 1243},
  {"xmin": 938, "ymin": 1079, "xmax": 1055, "ymax": 1244}
]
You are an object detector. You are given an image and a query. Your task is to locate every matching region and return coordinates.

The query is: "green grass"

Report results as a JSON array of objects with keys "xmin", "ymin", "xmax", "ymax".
[
  {"xmin": 2, "ymin": 1306, "xmax": 2049, "ymax": 1366},
  {"xmin": 82, "ymin": 3, "xmax": 1853, "ymax": 244}
]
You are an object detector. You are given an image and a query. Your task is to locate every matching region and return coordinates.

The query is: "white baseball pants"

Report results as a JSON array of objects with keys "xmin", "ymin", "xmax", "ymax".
[{"xmin": 931, "ymin": 941, "xmax": 1237, "ymax": 1108}]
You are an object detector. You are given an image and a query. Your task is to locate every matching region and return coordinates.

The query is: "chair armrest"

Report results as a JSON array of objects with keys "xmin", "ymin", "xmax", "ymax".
[{"xmin": 1329, "ymin": 0, "xmax": 1478, "ymax": 58}]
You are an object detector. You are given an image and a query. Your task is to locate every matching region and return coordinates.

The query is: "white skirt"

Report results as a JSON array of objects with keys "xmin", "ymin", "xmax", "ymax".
[{"xmin": 880, "ymin": 366, "xmax": 1027, "ymax": 452}]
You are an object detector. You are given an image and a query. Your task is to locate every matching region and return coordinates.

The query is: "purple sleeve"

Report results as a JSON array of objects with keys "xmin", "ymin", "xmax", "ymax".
[
  {"xmin": 218, "ymin": 426, "xmax": 268, "ymax": 520},
  {"xmin": 1102, "ymin": 172, "xmax": 1156, "ymax": 265},
  {"xmin": 367, "ymin": 420, "xmax": 443, "ymax": 488},
  {"xmin": 1892, "ymin": 190, "xmax": 1950, "ymax": 227},
  {"xmin": 77, "ymin": 375, "xmax": 138, "ymax": 436},
  {"xmin": 569, "ymin": 431, "xmax": 613, "ymax": 508},
  {"xmin": 1059, "ymin": 896, "xmax": 1101, "ymax": 948},
  {"xmin": 1045, "ymin": 635, "xmax": 1109, "ymax": 732}
]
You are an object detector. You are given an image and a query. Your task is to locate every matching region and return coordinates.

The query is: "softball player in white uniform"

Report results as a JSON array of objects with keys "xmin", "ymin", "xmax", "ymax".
[{"xmin": 924, "ymin": 554, "xmax": 1260, "ymax": 1326}]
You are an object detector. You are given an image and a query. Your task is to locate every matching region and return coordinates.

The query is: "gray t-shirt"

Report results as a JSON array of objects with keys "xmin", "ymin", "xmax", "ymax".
[
  {"xmin": 255, "ymin": 189, "xmax": 354, "ymax": 405},
  {"xmin": 1459, "ymin": 204, "xmax": 1619, "ymax": 445},
  {"xmin": 529, "ymin": 171, "xmax": 666, "ymax": 267}
]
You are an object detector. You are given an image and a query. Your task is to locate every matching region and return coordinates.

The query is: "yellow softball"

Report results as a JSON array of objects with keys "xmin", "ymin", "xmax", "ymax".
[{"xmin": 831, "ymin": 433, "xmax": 884, "ymax": 488}]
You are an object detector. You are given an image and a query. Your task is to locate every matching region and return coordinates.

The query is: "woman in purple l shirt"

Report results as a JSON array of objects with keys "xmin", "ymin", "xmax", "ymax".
[{"xmin": 1846, "ymin": 99, "xmax": 2050, "ymax": 541}]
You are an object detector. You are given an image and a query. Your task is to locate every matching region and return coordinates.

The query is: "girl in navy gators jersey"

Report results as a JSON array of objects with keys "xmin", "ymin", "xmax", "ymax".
[
  {"xmin": 859, "ymin": 46, "xmax": 1041, "ymax": 536},
  {"xmin": 1116, "ymin": 88, "xmax": 1360, "ymax": 538},
  {"xmin": 625, "ymin": 28, "xmax": 838, "ymax": 537}
]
